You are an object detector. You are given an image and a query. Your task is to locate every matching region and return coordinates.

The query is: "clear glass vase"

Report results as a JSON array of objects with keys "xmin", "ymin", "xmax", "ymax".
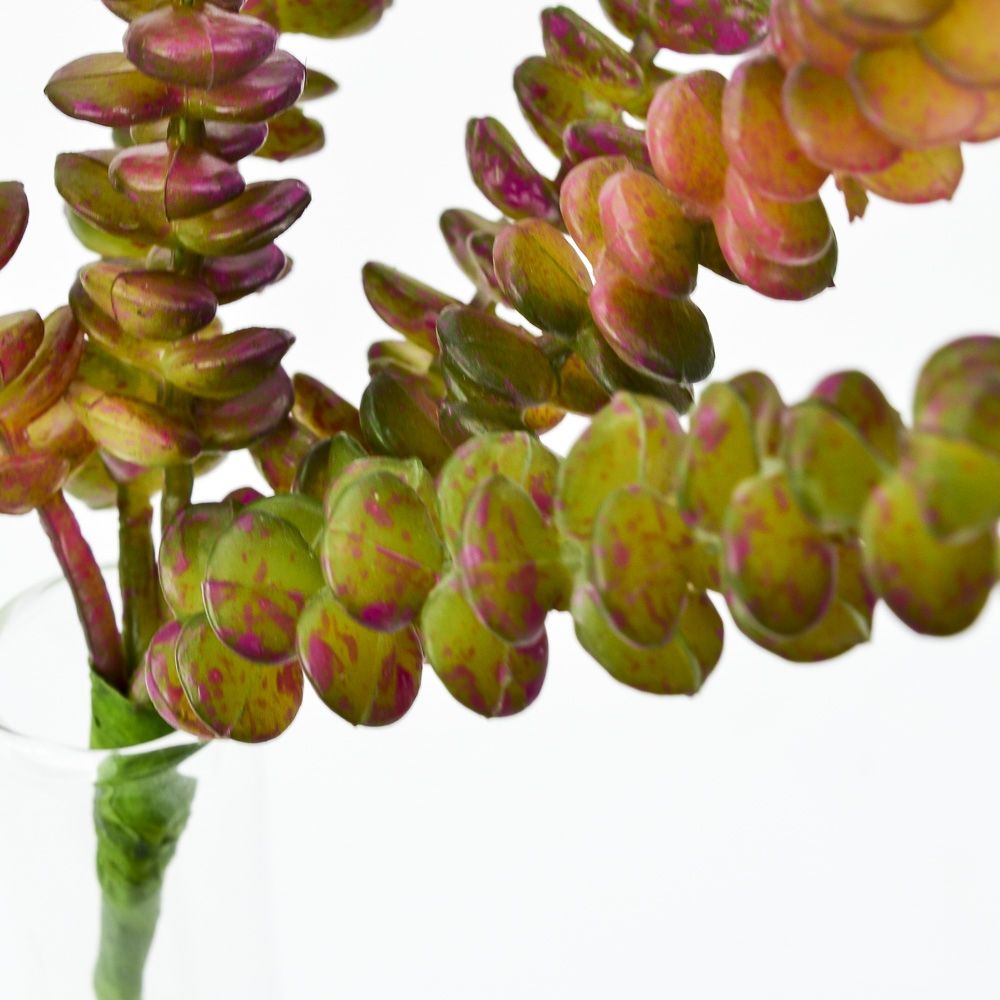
[{"xmin": 0, "ymin": 576, "xmax": 279, "ymax": 1000}]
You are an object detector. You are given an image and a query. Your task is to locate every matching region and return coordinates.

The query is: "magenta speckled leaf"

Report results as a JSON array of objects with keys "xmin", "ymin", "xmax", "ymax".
[
  {"xmin": 66, "ymin": 382, "xmax": 201, "ymax": 466},
  {"xmin": 598, "ymin": 0, "xmax": 651, "ymax": 37},
  {"xmin": 722, "ymin": 469, "xmax": 838, "ymax": 637},
  {"xmin": 421, "ymin": 574, "xmax": 548, "ymax": 718},
  {"xmin": 588, "ymin": 485, "xmax": 695, "ymax": 647},
  {"xmin": 558, "ymin": 391, "xmax": 686, "ymax": 541},
  {"xmin": 104, "ymin": 0, "xmax": 243, "ymax": 20},
  {"xmin": 46, "ymin": 53, "xmax": 183, "ymax": 127},
  {"xmin": 913, "ymin": 336, "xmax": 1000, "ymax": 418},
  {"xmin": 291, "ymin": 374, "xmax": 362, "ymax": 439},
  {"xmin": 729, "ymin": 370, "xmax": 785, "ymax": 456},
  {"xmin": 860, "ymin": 470, "xmax": 996, "ymax": 636},
  {"xmin": 129, "ymin": 118, "xmax": 269, "ymax": 162},
  {"xmin": 55, "ymin": 150, "xmax": 163, "ymax": 241},
  {"xmin": 559, "ymin": 155, "xmax": 629, "ymax": 263},
  {"xmin": 125, "ymin": 5, "xmax": 277, "ymax": 89},
  {"xmin": 599, "ymin": 168, "xmax": 700, "ymax": 297},
  {"xmin": 256, "ymin": 107, "xmax": 325, "ymax": 161},
  {"xmin": 144, "ymin": 620, "xmax": 216, "ymax": 738},
  {"xmin": 322, "ymin": 455, "xmax": 439, "ymax": 529},
  {"xmin": 195, "ymin": 367, "xmax": 293, "ymax": 450},
  {"xmin": 571, "ymin": 582, "xmax": 720, "ymax": 694},
  {"xmin": 243, "ymin": 0, "xmax": 392, "ymax": 39},
  {"xmin": 360, "ymin": 370, "xmax": 451, "ymax": 474},
  {"xmin": 322, "ymin": 469, "xmax": 443, "ymax": 632},
  {"xmin": 493, "ymin": 219, "xmax": 592, "ymax": 338},
  {"xmin": 201, "ymin": 244, "xmax": 288, "ymax": 304},
  {"xmin": 0, "ymin": 453, "xmax": 71, "ymax": 516},
  {"xmin": 437, "ymin": 306, "xmax": 558, "ymax": 409},
  {"xmin": 858, "ymin": 145, "xmax": 964, "ymax": 205},
  {"xmin": 783, "ymin": 400, "xmax": 887, "ymax": 533},
  {"xmin": 0, "ymin": 310, "xmax": 44, "ymax": 388},
  {"xmin": 250, "ymin": 416, "xmax": 317, "ymax": 492},
  {"xmin": 80, "ymin": 263, "xmax": 218, "ymax": 342},
  {"xmin": 0, "ymin": 309, "xmax": 84, "ymax": 432},
  {"xmin": 589, "ymin": 257, "xmax": 715, "ymax": 384},
  {"xmin": 301, "ymin": 67, "xmax": 338, "ymax": 102},
  {"xmin": 465, "ymin": 117, "xmax": 562, "ymax": 226},
  {"xmin": 459, "ymin": 475, "xmax": 567, "ymax": 644},
  {"xmin": 542, "ymin": 7, "xmax": 644, "ymax": 102},
  {"xmin": 563, "ymin": 119, "xmax": 651, "ymax": 168},
  {"xmin": 438, "ymin": 431, "xmax": 560, "ymax": 558},
  {"xmin": 439, "ymin": 208, "xmax": 504, "ymax": 298},
  {"xmin": 204, "ymin": 509, "xmax": 324, "ymax": 663},
  {"xmin": 648, "ymin": 0, "xmax": 770, "ymax": 54},
  {"xmin": 248, "ymin": 493, "xmax": 324, "ymax": 548},
  {"xmin": 110, "ymin": 143, "xmax": 245, "ymax": 223},
  {"xmin": 294, "ymin": 433, "xmax": 367, "ymax": 503},
  {"xmin": 810, "ymin": 369, "xmax": 904, "ymax": 465},
  {"xmin": 176, "ymin": 614, "xmax": 303, "ymax": 743},
  {"xmin": 362, "ymin": 263, "xmax": 459, "ymax": 353},
  {"xmin": 0, "ymin": 182, "xmax": 28, "ymax": 272},
  {"xmin": 173, "ymin": 179, "xmax": 310, "ymax": 256},
  {"xmin": 904, "ymin": 432, "xmax": 1000, "ymax": 539},
  {"xmin": 159, "ymin": 502, "xmax": 237, "ymax": 619},
  {"xmin": 160, "ymin": 326, "xmax": 293, "ymax": 400},
  {"xmin": 184, "ymin": 50, "xmax": 305, "ymax": 123},
  {"xmin": 297, "ymin": 587, "xmax": 421, "ymax": 726}
]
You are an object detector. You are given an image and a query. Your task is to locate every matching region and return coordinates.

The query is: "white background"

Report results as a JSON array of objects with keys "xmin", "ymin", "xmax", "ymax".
[{"xmin": 1, "ymin": 2, "xmax": 999, "ymax": 997}]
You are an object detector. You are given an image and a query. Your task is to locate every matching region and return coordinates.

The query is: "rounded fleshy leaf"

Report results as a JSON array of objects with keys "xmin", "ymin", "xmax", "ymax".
[
  {"xmin": 599, "ymin": 169, "xmax": 700, "ymax": 296},
  {"xmin": 440, "ymin": 208, "xmax": 504, "ymax": 299},
  {"xmin": 729, "ymin": 370, "xmax": 786, "ymax": 457},
  {"xmin": 294, "ymin": 433, "xmax": 368, "ymax": 503},
  {"xmin": 0, "ymin": 311, "xmax": 44, "ymax": 389},
  {"xmin": 858, "ymin": 145, "xmax": 964, "ymax": 203},
  {"xmin": 459, "ymin": 475, "xmax": 566, "ymax": 645},
  {"xmin": 514, "ymin": 56, "xmax": 619, "ymax": 158},
  {"xmin": 256, "ymin": 107, "xmax": 325, "ymax": 161},
  {"xmin": 438, "ymin": 431, "xmax": 560, "ymax": 557},
  {"xmin": 438, "ymin": 306, "xmax": 558, "ymax": 409},
  {"xmin": 810, "ymin": 368, "xmax": 903, "ymax": 464},
  {"xmin": 598, "ymin": 0, "xmax": 651, "ymax": 37},
  {"xmin": 850, "ymin": 41, "xmax": 984, "ymax": 148},
  {"xmin": 722, "ymin": 469, "xmax": 838, "ymax": 636},
  {"xmin": 571, "ymin": 582, "xmax": 719, "ymax": 695},
  {"xmin": 173, "ymin": 179, "xmax": 310, "ymax": 256},
  {"xmin": 465, "ymin": 117, "xmax": 562, "ymax": 225},
  {"xmin": 0, "ymin": 182, "xmax": 29, "ymax": 272},
  {"xmin": 589, "ymin": 258, "xmax": 715, "ymax": 384},
  {"xmin": 204, "ymin": 510, "xmax": 324, "ymax": 663},
  {"xmin": 714, "ymin": 205, "xmax": 838, "ymax": 301},
  {"xmin": 144, "ymin": 620, "xmax": 217, "ymax": 738},
  {"xmin": 648, "ymin": 0, "xmax": 770, "ymax": 54},
  {"xmin": 904, "ymin": 432, "xmax": 1000, "ymax": 539},
  {"xmin": 322, "ymin": 455, "xmax": 440, "ymax": 532},
  {"xmin": 589, "ymin": 486, "xmax": 695, "ymax": 647},
  {"xmin": 558, "ymin": 392, "xmax": 686, "ymax": 541},
  {"xmin": 201, "ymin": 244, "xmax": 289, "ymax": 303},
  {"xmin": 322, "ymin": 470, "xmax": 444, "ymax": 631},
  {"xmin": 243, "ymin": 0, "xmax": 391, "ymax": 38},
  {"xmin": 782, "ymin": 63, "xmax": 901, "ymax": 174},
  {"xmin": 493, "ymin": 219, "xmax": 592, "ymax": 337},
  {"xmin": 841, "ymin": 0, "xmax": 952, "ymax": 29},
  {"xmin": 678, "ymin": 381, "xmax": 760, "ymax": 533},
  {"xmin": 0, "ymin": 452, "xmax": 71, "ymax": 516},
  {"xmin": 920, "ymin": 0, "xmax": 1000, "ymax": 88},
  {"xmin": 248, "ymin": 493, "xmax": 324, "ymax": 548},
  {"xmin": 184, "ymin": 50, "xmax": 306, "ymax": 123},
  {"xmin": 422, "ymin": 575, "xmax": 548, "ymax": 718},
  {"xmin": 563, "ymin": 119, "xmax": 651, "ymax": 168},
  {"xmin": 250, "ymin": 416, "xmax": 317, "ymax": 492},
  {"xmin": 195, "ymin": 367, "xmax": 293, "ymax": 450},
  {"xmin": 159, "ymin": 502, "xmax": 237, "ymax": 618},
  {"xmin": 861, "ymin": 470, "xmax": 996, "ymax": 635},
  {"xmin": 298, "ymin": 588, "xmax": 421, "ymax": 727},
  {"xmin": 45, "ymin": 53, "xmax": 182, "ymax": 127},
  {"xmin": 362, "ymin": 263, "xmax": 458, "ymax": 353},
  {"xmin": 291, "ymin": 374, "xmax": 361, "ymax": 439},
  {"xmin": 913, "ymin": 335, "xmax": 1000, "ymax": 439},
  {"xmin": 723, "ymin": 168, "xmax": 833, "ymax": 266},
  {"xmin": 160, "ymin": 326, "xmax": 293, "ymax": 399},
  {"xmin": 783, "ymin": 400, "xmax": 887, "ymax": 533},
  {"xmin": 124, "ymin": 6, "xmax": 277, "ymax": 89},
  {"xmin": 647, "ymin": 70, "xmax": 729, "ymax": 219},
  {"xmin": 542, "ymin": 6, "xmax": 644, "ymax": 101},
  {"xmin": 722, "ymin": 56, "xmax": 828, "ymax": 201},
  {"xmin": 176, "ymin": 615, "xmax": 303, "ymax": 743},
  {"xmin": 783, "ymin": 0, "xmax": 857, "ymax": 74},
  {"xmin": 360, "ymin": 371, "xmax": 451, "ymax": 473},
  {"xmin": 559, "ymin": 155, "xmax": 630, "ymax": 263}
]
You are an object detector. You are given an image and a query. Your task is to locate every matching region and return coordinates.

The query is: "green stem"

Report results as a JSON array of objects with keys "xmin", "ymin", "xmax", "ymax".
[
  {"xmin": 37, "ymin": 492, "xmax": 126, "ymax": 691},
  {"xmin": 93, "ymin": 744, "xmax": 200, "ymax": 1000},
  {"xmin": 160, "ymin": 464, "xmax": 194, "ymax": 537},
  {"xmin": 117, "ymin": 484, "xmax": 163, "ymax": 679}
]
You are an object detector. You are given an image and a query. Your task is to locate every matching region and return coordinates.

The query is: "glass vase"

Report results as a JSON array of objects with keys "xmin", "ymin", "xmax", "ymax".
[{"xmin": 0, "ymin": 575, "xmax": 279, "ymax": 1000}]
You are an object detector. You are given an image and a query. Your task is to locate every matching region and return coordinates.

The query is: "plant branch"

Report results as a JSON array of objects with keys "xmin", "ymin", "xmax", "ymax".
[{"xmin": 117, "ymin": 483, "xmax": 163, "ymax": 680}]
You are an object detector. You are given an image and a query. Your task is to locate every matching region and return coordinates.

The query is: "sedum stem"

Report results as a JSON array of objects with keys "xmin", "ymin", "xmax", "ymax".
[
  {"xmin": 117, "ymin": 484, "xmax": 163, "ymax": 680},
  {"xmin": 160, "ymin": 464, "xmax": 194, "ymax": 537},
  {"xmin": 37, "ymin": 492, "xmax": 126, "ymax": 691}
]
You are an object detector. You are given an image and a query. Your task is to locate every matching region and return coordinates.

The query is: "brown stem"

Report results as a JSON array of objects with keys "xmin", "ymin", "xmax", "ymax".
[
  {"xmin": 117, "ymin": 484, "xmax": 163, "ymax": 679},
  {"xmin": 37, "ymin": 492, "xmax": 126, "ymax": 691}
]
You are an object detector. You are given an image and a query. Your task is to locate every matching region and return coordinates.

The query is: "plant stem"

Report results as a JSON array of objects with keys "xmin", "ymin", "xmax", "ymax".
[
  {"xmin": 37, "ymin": 492, "xmax": 126, "ymax": 691},
  {"xmin": 117, "ymin": 484, "xmax": 163, "ymax": 679},
  {"xmin": 160, "ymin": 464, "xmax": 193, "ymax": 537}
]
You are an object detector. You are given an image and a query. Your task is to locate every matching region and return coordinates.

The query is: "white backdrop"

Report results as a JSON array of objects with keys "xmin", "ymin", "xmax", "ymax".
[{"xmin": 1, "ymin": 2, "xmax": 999, "ymax": 997}]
